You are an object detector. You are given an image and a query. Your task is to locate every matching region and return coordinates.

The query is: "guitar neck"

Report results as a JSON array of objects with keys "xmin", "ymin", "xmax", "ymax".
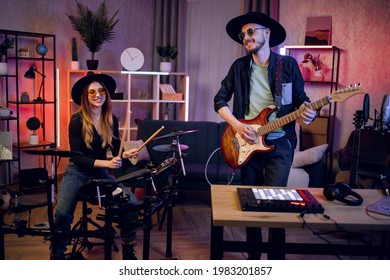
[
  {"xmin": 259, "ymin": 96, "xmax": 331, "ymax": 135},
  {"xmin": 349, "ymin": 129, "xmax": 361, "ymax": 183}
]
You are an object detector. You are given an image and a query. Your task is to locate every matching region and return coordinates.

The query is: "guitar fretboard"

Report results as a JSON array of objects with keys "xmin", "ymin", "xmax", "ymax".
[{"xmin": 258, "ymin": 96, "xmax": 331, "ymax": 135}]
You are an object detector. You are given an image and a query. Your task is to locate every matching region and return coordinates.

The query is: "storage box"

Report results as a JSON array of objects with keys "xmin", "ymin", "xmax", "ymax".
[
  {"xmin": 161, "ymin": 93, "xmax": 183, "ymax": 101},
  {"xmin": 18, "ymin": 48, "xmax": 30, "ymax": 57},
  {"xmin": 111, "ymin": 92, "xmax": 123, "ymax": 100}
]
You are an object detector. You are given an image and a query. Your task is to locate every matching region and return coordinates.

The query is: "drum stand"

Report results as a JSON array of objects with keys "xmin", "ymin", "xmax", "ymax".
[
  {"xmin": 156, "ymin": 173, "xmax": 179, "ymax": 258},
  {"xmin": 140, "ymin": 170, "xmax": 156, "ymax": 260},
  {"xmin": 70, "ymin": 181, "xmax": 120, "ymax": 259},
  {"xmin": 0, "ymin": 172, "xmax": 55, "ymax": 260},
  {"xmin": 0, "ymin": 148, "xmax": 78, "ymax": 260},
  {"xmin": 142, "ymin": 134, "xmax": 186, "ymax": 259}
]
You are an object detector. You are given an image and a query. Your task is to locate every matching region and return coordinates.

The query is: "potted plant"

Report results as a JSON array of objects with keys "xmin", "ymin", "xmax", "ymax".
[
  {"xmin": 66, "ymin": 0, "xmax": 119, "ymax": 70},
  {"xmin": 70, "ymin": 37, "xmax": 79, "ymax": 70},
  {"xmin": 156, "ymin": 44, "xmax": 178, "ymax": 72},
  {"xmin": 0, "ymin": 37, "xmax": 14, "ymax": 75},
  {"xmin": 26, "ymin": 117, "xmax": 41, "ymax": 145}
]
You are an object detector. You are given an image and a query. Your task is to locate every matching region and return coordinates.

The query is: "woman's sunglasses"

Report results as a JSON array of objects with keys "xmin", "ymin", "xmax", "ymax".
[{"xmin": 88, "ymin": 88, "xmax": 107, "ymax": 97}]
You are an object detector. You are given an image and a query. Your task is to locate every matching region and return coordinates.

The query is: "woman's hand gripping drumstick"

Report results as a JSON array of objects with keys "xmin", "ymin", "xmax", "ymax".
[
  {"xmin": 119, "ymin": 111, "xmax": 139, "ymax": 164},
  {"xmin": 123, "ymin": 125, "xmax": 165, "ymax": 165}
]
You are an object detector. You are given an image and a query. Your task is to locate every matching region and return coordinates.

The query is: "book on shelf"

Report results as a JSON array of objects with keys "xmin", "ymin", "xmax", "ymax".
[{"xmin": 160, "ymin": 84, "xmax": 183, "ymax": 100}]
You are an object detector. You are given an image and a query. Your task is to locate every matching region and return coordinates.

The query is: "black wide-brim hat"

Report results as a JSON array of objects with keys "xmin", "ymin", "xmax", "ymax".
[
  {"xmin": 71, "ymin": 71, "xmax": 116, "ymax": 105},
  {"xmin": 226, "ymin": 12, "xmax": 286, "ymax": 47}
]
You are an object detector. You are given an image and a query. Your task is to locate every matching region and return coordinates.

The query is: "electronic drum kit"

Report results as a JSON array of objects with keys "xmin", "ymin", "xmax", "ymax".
[
  {"xmin": 113, "ymin": 127, "xmax": 198, "ymax": 259},
  {"xmin": 0, "ymin": 127, "xmax": 198, "ymax": 260},
  {"xmin": 115, "ymin": 128, "xmax": 198, "ymax": 185}
]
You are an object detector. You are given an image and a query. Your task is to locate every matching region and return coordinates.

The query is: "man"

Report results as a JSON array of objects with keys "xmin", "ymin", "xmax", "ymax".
[{"xmin": 214, "ymin": 12, "xmax": 317, "ymax": 259}]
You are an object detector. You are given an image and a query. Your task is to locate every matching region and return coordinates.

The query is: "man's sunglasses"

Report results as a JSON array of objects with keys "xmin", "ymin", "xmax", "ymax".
[{"xmin": 238, "ymin": 27, "xmax": 267, "ymax": 41}]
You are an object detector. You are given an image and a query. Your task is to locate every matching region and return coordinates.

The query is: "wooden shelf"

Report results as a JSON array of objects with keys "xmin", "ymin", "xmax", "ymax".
[
  {"xmin": 66, "ymin": 70, "xmax": 189, "ymax": 142},
  {"xmin": 284, "ymin": 45, "xmax": 340, "ymax": 183}
]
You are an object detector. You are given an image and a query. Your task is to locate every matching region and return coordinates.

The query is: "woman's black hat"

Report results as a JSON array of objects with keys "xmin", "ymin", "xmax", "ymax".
[{"xmin": 71, "ymin": 71, "xmax": 116, "ymax": 105}]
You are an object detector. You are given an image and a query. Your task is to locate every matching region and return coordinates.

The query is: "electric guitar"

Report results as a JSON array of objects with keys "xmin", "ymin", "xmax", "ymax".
[
  {"xmin": 221, "ymin": 84, "xmax": 365, "ymax": 169},
  {"xmin": 349, "ymin": 110, "xmax": 364, "ymax": 186}
]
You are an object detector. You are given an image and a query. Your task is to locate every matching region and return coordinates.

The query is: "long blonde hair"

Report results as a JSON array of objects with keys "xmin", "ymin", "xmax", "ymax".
[{"xmin": 79, "ymin": 82, "xmax": 115, "ymax": 149}]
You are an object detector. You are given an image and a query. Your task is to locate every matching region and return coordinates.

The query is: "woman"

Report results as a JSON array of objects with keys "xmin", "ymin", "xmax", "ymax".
[{"xmin": 54, "ymin": 72, "xmax": 140, "ymax": 260}]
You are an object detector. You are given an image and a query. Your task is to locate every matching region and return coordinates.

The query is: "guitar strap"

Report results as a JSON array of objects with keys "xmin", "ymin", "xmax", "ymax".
[{"xmin": 274, "ymin": 55, "xmax": 283, "ymax": 110}]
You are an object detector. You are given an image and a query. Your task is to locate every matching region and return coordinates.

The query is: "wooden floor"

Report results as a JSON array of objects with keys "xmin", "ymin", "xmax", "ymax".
[{"xmin": 1, "ymin": 189, "xmax": 385, "ymax": 260}]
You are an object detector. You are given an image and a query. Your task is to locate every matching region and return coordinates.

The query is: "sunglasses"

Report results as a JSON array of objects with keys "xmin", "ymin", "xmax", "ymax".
[
  {"xmin": 238, "ymin": 27, "xmax": 266, "ymax": 41},
  {"xmin": 87, "ymin": 88, "xmax": 107, "ymax": 97}
]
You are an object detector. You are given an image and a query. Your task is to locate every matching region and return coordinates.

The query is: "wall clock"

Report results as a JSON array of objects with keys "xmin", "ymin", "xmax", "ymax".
[{"xmin": 120, "ymin": 47, "xmax": 145, "ymax": 71}]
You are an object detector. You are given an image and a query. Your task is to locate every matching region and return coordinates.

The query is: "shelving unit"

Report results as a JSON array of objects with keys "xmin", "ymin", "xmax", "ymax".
[
  {"xmin": 66, "ymin": 70, "xmax": 189, "ymax": 142},
  {"xmin": 282, "ymin": 45, "xmax": 340, "ymax": 181},
  {"xmin": 0, "ymin": 29, "xmax": 57, "ymax": 189}
]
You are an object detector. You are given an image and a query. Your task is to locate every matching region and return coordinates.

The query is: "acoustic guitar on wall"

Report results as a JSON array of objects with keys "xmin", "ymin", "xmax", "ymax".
[{"xmin": 221, "ymin": 84, "xmax": 365, "ymax": 169}]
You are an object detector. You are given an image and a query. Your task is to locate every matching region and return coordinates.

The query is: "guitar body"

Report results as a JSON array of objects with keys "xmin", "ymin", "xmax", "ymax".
[{"xmin": 221, "ymin": 106, "xmax": 275, "ymax": 169}]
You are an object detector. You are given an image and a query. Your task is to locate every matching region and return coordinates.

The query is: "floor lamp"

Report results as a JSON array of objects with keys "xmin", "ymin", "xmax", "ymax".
[{"xmin": 24, "ymin": 64, "xmax": 46, "ymax": 103}]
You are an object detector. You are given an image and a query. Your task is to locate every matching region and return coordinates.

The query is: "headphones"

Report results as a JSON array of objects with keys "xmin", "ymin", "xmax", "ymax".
[{"xmin": 323, "ymin": 182, "xmax": 363, "ymax": 206}]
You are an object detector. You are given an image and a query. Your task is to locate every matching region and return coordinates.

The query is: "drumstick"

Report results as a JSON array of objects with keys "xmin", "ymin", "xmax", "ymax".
[
  {"xmin": 128, "ymin": 126, "xmax": 164, "ymax": 166},
  {"xmin": 118, "ymin": 110, "xmax": 131, "ymax": 157},
  {"xmin": 136, "ymin": 125, "xmax": 165, "ymax": 151}
]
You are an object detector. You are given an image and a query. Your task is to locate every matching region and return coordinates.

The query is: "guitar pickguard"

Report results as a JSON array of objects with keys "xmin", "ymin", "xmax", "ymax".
[{"xmin": 234, "ymin": 124, "xmax": 272, "ymax": 166}]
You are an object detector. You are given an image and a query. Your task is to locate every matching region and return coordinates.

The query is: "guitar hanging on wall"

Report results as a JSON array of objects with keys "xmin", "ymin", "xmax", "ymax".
[
  {"xmin": 348, "ymin": 109, "xmax": 364, "ymax": 187},
  {"xmin": 221, "ymin": 84, "xmax": 365, "ymax": 169},
  {"xmin": 348, "ymin": 93, "xmax": 372, "ymax": 188}
]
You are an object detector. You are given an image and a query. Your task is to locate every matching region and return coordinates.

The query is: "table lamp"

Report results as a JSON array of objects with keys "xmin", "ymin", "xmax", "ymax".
[{"xmin": 24, "ymin": 64, "xmax": 46, "ymax": 102}]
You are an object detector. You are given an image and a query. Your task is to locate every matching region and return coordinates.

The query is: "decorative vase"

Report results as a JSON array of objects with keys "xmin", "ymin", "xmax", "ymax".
[
  {"xmin": 0, "ymin": 62, "xmax": 8, "ymax": 75},
  {"xmin": 29, "ymin": 134, "xmax": 39, "ymax": 145},
  {"xmin": 21, "ymin": 92, "xmax": 29, "ymax": 103},
  {"xmin": 86, "ymin": 60, "xmax": 99, "ymax": 70},
  {"xmin": 313, "ymin": 66, "xmax": 324, "ymax": 78},
  {"xmin": 160, "ymin": 62, "xmax": 172, "ymax": 72},
  {"xmin": 71, "ymin": 61, "xmax": 80, "ymax": 70}
]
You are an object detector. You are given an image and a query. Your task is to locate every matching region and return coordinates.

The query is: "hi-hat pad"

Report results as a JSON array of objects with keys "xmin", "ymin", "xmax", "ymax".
[
  {"xmin": 153, "ymin": 129, "xmax": 198, "ymax": 140},
  {"xmin": 153, "ymin": 144, "xmax": 189, "ymax": 152}
]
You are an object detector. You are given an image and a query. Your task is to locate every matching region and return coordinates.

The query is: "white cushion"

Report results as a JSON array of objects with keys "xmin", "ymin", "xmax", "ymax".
[
  {"xmin": 287, "ymin": 168, "xmax": 310, "ymax": 187},
  {"xmin": 294, "ymin": 122, "xmax": 301, "ymax": 152},
  {"xmin": 292, "ymin": 144, "xmax": 328, "ymax": 168},
  {"xmin": 123, "ymin": 140, "xmax": 150, "ymax": 164}
]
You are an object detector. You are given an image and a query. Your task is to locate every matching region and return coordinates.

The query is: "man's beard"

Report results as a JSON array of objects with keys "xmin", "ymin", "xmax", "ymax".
[{"xmin": 247, "ymin": 40, "xmax": 265, "ymax": 54}]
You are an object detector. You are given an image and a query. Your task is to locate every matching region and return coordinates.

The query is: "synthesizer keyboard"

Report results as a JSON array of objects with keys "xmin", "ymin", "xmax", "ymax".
[{"xmin": 237, "ymin": 187, "xmax": 324, "ymax": 214}]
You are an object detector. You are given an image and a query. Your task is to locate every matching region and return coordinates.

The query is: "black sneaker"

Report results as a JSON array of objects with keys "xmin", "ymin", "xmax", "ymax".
[{"xmin": 122, "ymin": 243, "xmax": 137, "ymax": 260}]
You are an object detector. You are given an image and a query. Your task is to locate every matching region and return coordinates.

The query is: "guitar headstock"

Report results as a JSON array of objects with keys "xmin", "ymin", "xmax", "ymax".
[
  {"xmin": 353, "ymin": 110, "xmax": 364, "ymax": 129},
  {"xmin": 330, "ymin": 83, "xmax": 365, "ymax": 103}
]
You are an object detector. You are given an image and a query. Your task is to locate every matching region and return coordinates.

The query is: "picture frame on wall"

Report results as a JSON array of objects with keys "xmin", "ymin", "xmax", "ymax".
[{"xmin": 304, "ymin": 16, "xmax": 332, "ymax": 45}]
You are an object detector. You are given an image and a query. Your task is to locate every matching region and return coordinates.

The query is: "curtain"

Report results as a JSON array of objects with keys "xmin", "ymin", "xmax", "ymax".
[
  {"xmin": 153, "ymin": 0, "xmax": 187, "ymax": 73},
  {"xmin": 153, "ymin": 0, "xmax": 187, "ymax": 120}
]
